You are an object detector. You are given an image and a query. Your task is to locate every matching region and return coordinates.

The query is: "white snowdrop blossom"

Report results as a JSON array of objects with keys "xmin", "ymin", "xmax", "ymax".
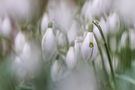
[
  {"xmin": 107, "ymin": 12, "xmax": 120, "ymax": 34},
  {"xmin": 41, "ymin": 13, "xmax": 50, "ymax": 36},
  {"xmin": 51, "ymin": 60, "xmax": 68, "ymax": 82},
  {"xmin": 14, "ymin": 32, "xmax": 26, "ymax": 54},
  {"xmin": 74, "ymin": 38, "xmax": 83, "ymax": 61},
  {"xmin": 67, "ymin": 20, "xmax": 81, "ymax": 45},
  {"xmin": 0, "ymin": 15, "xmax": 12, "ymax": 38},
  {"xmin": 12, "ymin": 42, "xmax": 42, "ymax": 80},
  {"xmin": 66, "ymin": 47, "xmax": 77, "ymax": 69},
  {"xmin": 56, "ymin": 30, "xmax": 67, "ymax": 49},
  {"xmin": 48, "ymin": 0, "xmax": 77, "ymax": 33},
  {"xmin": 81, "ymin": 32, "xmax": 94, "ymax": 61},
  {"xmin": 42, "ymin": 27, "xmax": 57, "ymax": 62},
  {"xmin": 82, "ymin": 0, "xmax": 111, "ymax": 20}
]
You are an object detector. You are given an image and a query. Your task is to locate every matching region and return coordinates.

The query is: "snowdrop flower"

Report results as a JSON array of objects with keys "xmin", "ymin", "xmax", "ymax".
[
  {"xmin": 0, "ymin": 16, "xmax": 12, "ymax": 38},
  {"xmin": 56, "ymin": 30, "xmax": 67, "ymax": 49},
  {"xmin": 51, "ymin": 60, "xmax": 68, "ymax": 82},
  {"xmin": 66, "ymin": 47, "xmax": 77, "ymax": 69},
  {"xmin": 81, "ymin": 32, "xmax": 94, "ymax": 61},
  {"xmin": 81, "ymin": 0, "xmax": 93, "ymax": 20},
  {"xmin": 0, "ymin": 0, "xmax": 42, "ymax": 23},
  {"xmin": 42, "ymin": 27, "xmax": 57, "ymax": 62},
  {"xmin": 82, "ymin": 0, "xmax": 111, "ymax": 19},
  {"xmin": 67, "ymin": 20, "xmax": 80, "ymax": 45},
  {"xmin": 41, "ymin": 13, "xmax": 50, "ymax": 36},
  {"xmin": 14, "ymin": 32, "xmax": 26, "ymax": 54},
  {"xmin": 107, "ymin": 12, "xmax": 120, "ymax": 34},
  {"xmin": 48, "ymin": 0, "xmax": 77, "ymax": 33},
  {"xmin": 91, "ymin": 0, "xmax": 111, "ymax": 17},
  {"xmin": 13, "ymin": 42, "xmax": 42, "ymax": 80},
  {"xmin": 74, "ymin": 37, "xmax": 83, "ymax": 61}
]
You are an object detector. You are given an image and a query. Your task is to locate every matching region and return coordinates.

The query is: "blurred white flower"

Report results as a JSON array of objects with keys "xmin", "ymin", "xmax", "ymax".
[
  {"xmin": 0, "ymin": 15, "xmax": 12, "ymax": 38},
  {"xmin": 91, "ymin": 0, "xmax": 111, "ymax": 16},
  {"xmin": 41, "ymin": 13, "xmax": 50, "ymax": 36},
  {"xmin": 56, "ymin": 30, "xmax": 67, "ymax": 49},
  {"xmin": 107, "ymin": 12, "xmax": 120, "ymax": 34},
  {"xmin": 66, "ymin": 47, "xmax": 77, "ymax": 69},
  {"xmin": 82, "ymin": 0, "xmax": 111, "ymax": 19},
  {"xmin": 48, "ymin": 0, "xmax": 77, "ymax": 33},
  {"xmin": 14, "ymin": 32, "xmax": 26, "ymax": 54},
  {"xmin": 74, "ymin": 38, "xmax": 83, "ymax": 61},
  {"xmin": 81, "ymin": 32, "xmax": 94, "ymax": 61},
  {"xmin": 0, "ymin": 0, "xmax": 41, "ymax": 23},
  {"xmin": 51, "ymin": 60, "xmax": 68, "ymax": 82},
  {"xmin": 12, "ymin": 42, "xmax": 42, "ymax": 81},
  {"xmin": 67, "ymin": 20, "xmax": 80, "ymax": 45},
  {"xmin": 42, "ymin": 27, "xmax": 57, "ymax": 62}
]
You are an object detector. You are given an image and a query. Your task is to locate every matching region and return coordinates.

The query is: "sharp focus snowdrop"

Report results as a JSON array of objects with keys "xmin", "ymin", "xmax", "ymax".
[
  {"xmin": 41, "ymin": 13, "xmax": 50, "ymax": 36},
  {"xmin": 66, "ymin": 47, "xmax": 77, "ymax": 69},
  {"xmin": 42, "ymin": 27, "xmax": 57, "ymax": 62},
  {"xmin": 0, "ymin": 16, "xmax": 12, "ymax": 38},
  {"xmin": 81, "ymin": 32, "xmax": 94, "ymax": 61},
  {"xmin": 14, "ymin": 32, "xmax": 26, "ymax": 54}
]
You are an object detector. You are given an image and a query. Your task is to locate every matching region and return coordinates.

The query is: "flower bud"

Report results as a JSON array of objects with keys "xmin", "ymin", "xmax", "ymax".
[
  {"xmin": 14, "ymin": 32, "xmax": 26, "ymax": 54},
  {"xmin": 41, "ymin": 13, "xmax": 50, "ymax": 36},
  {"xmin": 0, "ymin": 16, "xmax": 12, "ymax": 38},
  {"xmin": 42, "ymin": 28, "xmax": 57, "ymax": 62},
  {"xmin": 66, "ymin": 47, "xmax": 77, "ymax": 69},
  {"xmin": 107, "ymin": 12, "xmax": 120, "ymax": 34},
  {"xmin": 56, "ymin": 30, "xmax": 67, "ymax": 49}
]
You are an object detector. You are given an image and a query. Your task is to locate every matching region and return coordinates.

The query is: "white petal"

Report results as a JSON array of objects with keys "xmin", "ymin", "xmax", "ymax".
[
  {"xmin": 51, "ymin": 60, "xmax": 68, "ymax": 82},
  {"xmin": 14, "ymin": 32, "xmax": 26, "ymax": 54},
  {"xmin": 56, "ymin": 30, "xmax": 67, "ymax": 49},
  {"xmin": 41, "ymin": 13, "xmax": 50, "ymax": 36},
  {"xmin": 107, "ymin": 12, "xmax": 120, "ymax": 34},
  {"xmin": 0, "ymin": 16, "xmax": 12, "ymax": 38},
  {"xmin": 67, "ymin": 21, "xmax": 80, "ymax": 45},
  {"xmin": 42, "ymin": 28, "xmax": 57, "ymax": 62},
  {"xmin": 81, "ymin": 32, "xmax": 93, "ymax": 61},
  {"xmin": 66, "ymin": 47, "xmax": 77, "ymax": 69}
]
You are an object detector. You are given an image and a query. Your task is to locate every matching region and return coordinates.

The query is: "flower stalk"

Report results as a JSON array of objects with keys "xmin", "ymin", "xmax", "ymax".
[{"xmin": 92, "ymin": 20, "xmax": 116, "ymax": 85}]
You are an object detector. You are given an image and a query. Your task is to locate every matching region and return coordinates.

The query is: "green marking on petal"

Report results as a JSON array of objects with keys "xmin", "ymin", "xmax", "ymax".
[{"xmin": 89, "ymin": 41, "xmax": 94, "ymax": 48}]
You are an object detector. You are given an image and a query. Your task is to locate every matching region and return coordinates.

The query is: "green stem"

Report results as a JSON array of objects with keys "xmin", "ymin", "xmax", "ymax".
[
  {"xmin": 94, "ymin": 33, "xmax": 113, "ymax": 89},
  {"xmin": 92, "ymin": 20, "xmax": 115, "ymax": 83}
]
